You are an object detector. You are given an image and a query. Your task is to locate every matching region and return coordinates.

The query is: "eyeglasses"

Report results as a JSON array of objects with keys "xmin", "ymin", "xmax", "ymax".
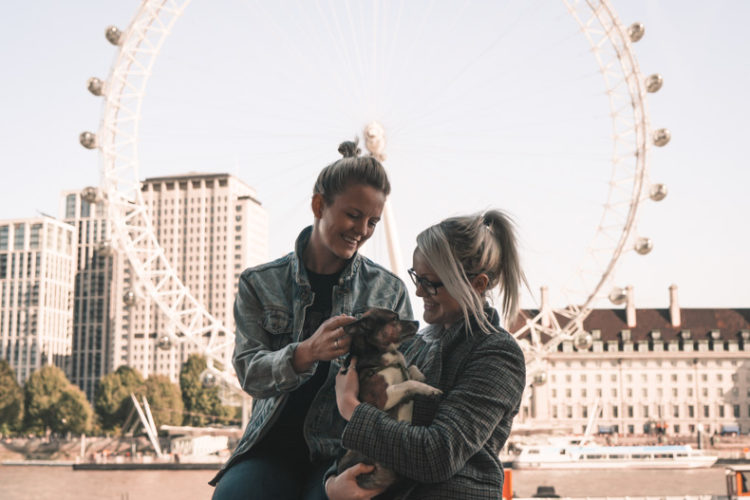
[{"xmin": 408, "ymin": 268, "xmax": 443, "ymax": 296}]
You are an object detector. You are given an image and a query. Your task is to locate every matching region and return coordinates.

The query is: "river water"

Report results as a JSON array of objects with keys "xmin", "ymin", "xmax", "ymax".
[{"xmin": 0, "ymin": 465, "xmax": 730, "ymax": 499}]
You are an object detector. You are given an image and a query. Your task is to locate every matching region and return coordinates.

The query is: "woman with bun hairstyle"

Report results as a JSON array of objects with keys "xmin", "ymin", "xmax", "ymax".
[
  {"xmin": 328, "ymin": 210, "xmax": 526, "ymax": 500},
  {"xmin": 211, "ymin": 140, "xmax": 413, "ymax": 500}
]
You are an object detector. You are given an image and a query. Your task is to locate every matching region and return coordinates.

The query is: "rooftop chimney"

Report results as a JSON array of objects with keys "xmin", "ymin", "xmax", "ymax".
[
  {"xmin": 669, "ymin": 283, "xmax": 681, "ymax": 327},
  {"xmin": 540, "ymin": 286, "xmax": 551, "ymax": 328},
  {"xmin": 626, "ymin": 285, "xmax": 636, "ymax": 328}
]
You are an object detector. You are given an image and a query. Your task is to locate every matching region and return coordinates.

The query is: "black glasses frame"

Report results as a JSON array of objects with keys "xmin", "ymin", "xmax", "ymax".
[{"xmin": 407, "ymin": 268, "xmax": 443, "ymax": 296}]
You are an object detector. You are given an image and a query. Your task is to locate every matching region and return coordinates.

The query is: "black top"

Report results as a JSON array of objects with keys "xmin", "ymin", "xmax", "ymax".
[{"xmin": 251, "ymin": 267, "xmax": 342, "ymax": 461}]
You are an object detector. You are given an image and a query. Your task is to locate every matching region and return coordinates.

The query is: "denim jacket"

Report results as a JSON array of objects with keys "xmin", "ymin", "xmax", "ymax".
[{"xmin": 210, "ymin": 226, "xmax": 412, "ymax": 485}]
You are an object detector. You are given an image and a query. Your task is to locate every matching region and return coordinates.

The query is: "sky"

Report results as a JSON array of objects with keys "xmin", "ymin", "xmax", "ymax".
[{"xmin": 1, "ymin": 1, "xmax": 748, "ymax": 312}]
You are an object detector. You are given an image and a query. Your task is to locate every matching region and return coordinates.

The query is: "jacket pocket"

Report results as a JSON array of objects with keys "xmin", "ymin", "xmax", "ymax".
[{"xmin": 262, "ymin": 307, "xmax": 293, "ymax": 349}]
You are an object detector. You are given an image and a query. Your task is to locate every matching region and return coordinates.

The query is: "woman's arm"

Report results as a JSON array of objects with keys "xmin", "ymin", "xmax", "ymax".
[
  {"xmin": 339, "ymin": 334, "xmax": 525, "ymax": 483},
  {"xmin": 232, "ymin": 272, "xmax": 352, "ymax": 399}
]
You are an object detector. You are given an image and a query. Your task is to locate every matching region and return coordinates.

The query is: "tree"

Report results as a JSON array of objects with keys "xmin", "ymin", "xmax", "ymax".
[
  {"xmin": 180, "ymin": 354, "xmax": 232, "ymax": 426},
  {"xmin": 23, "ymin": 365, "xmax": 69, "ymax": 434},
  {"xmin": 94, "ymin": 366, "xmax": 144, "ymax": 432},
  {"xmin": 0, "ymin": 360, "xmax": 23, "ymax": 434},
  {"xmin": 145, "ymin": 374, "xmax": 184, "ymax": 427},
  {"xmin": 23, "ymin": 365, "xmax": 93, "ymax": 435},
  {"xmin": 52, "ymin": 386, "xmax": 93, "ymax": 435}
]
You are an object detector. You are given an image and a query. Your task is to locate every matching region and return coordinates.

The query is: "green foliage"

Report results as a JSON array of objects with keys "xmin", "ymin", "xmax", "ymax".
[
  {"xmin": 0, "ymin": 360, "xmax": 24, "ymax": 434},
  {"xmin": 145, "ymin": 374, "xmax": 184, "ymax": 427},
  {"xmin": 180, "ymin": 354, "xmax": 232, "ymax": 426},
  {"xmin": 23, "ymin": 365, "xmax": 93, "ymax": 435},
  {"xmin": 51, "ymin": 386, "xmax": 92, "ymax": 435},
  {"xmin": 24, "ymin": 365, "xmax": 69, "ymax": 434},
  {"xmin": 94, "ymin": 366, "xmax": 145, "ymax": 432}
]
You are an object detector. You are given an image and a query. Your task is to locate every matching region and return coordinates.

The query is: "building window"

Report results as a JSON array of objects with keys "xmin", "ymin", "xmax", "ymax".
[
  {"xmin": 688, "ymin": 405, "xmax": 694, "ymax": 418},
  {"xmin": 566, "ymin": 406, "xmax": 573, "ymax": 418},
  {"xmin": 673, "ymin": 406, "xmax": 680, "ymax": 418},
  {"xmin": 0, "ymin": 225, "xmax": 7, "ymax": 250},
  {"xmin": 672, "ymin": 388, "xmax": 678, "ymax": 397},
  {"xmin": 627, "ymin": 406, "xmax": 634, "ymax": 418},
  {"xmin": 704, "ymin": 405, "xmax": 710, "ymax": 418},
  {"xmin": 734, "ymin": 405, "xmax": 740, "ymax": 418},
  {"xmin": 719, "ymin": 405, "xmax": 725, "ymax": 418},
  {"xmin": 674, "ymin": 424, "xmax": 680, "ymax": 434},
  {"xmin": 643, "ymin": 405, "xmax": 649, "ymax": 418},
  {"xmin": 13, "ymin": 223, "xmax": 25, "ymax": 249},
  {"xmin": 612, "ymin": 405, "xmax": 619, "ymax": 418}
]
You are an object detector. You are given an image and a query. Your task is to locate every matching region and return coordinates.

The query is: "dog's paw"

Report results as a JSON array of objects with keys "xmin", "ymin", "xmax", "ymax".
[{"xmin": 424, "ymin": 386, "xmax": 443, "ymax": 398}]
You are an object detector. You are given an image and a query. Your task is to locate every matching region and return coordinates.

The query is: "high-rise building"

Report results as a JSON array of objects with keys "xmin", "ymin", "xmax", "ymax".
[
  {"xmin": 0, "ymin": 217, "xmax": 75, "ymax": 383},
  {"xmin": 513, "ymin": 285, "xmax": 750, "ymax": 436},
  {"xmin": 60, "ymin": 192, "xmax": 116, "ymax": 401},
  {"xmin": 113, "ymin": 173, "xmax": 269, "ymax": 382}
]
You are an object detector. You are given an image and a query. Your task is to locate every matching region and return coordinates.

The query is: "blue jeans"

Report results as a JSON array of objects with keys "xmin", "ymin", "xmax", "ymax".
[{"xmin": 211, "ymin": 453, "xmax": 330, "ymax": 500}]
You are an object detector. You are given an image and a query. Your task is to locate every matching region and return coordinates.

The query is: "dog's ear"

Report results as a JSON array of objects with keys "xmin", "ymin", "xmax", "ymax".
[{"xmin": 343, "ymin": 315, "xmax": 378, "ymax": 337}]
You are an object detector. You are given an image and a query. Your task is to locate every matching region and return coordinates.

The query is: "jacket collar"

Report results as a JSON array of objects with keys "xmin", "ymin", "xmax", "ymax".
[{"xmin": 291, "ymin": 226, "xmax": 362, "ymax": 290}]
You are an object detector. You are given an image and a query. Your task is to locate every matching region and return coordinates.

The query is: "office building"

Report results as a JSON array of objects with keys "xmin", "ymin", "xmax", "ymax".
[
  {"xmin": 114, "ymin": 173, "xmax": 269, "ymax": 381},
  {"xmin": 60, "ymin": 191, "xmax": 116, "ymax": 401},
  {"xmin": 0, "ymin": 217, "xmax": 75, "ymax": 383}
]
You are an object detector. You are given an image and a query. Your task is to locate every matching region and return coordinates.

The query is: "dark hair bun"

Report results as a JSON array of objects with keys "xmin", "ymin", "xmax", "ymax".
[{"xmin": 338, "ymin": 139, "xmax": 361, "ymax": 158}]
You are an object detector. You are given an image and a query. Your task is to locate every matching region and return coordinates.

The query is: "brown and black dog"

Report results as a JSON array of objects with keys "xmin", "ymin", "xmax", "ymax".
[{"xmin": 337, "ymin": 308, "xmax": 442, "ymax": 492}]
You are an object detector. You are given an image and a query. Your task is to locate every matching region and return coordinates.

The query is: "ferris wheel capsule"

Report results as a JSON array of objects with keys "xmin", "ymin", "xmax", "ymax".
[
  {"xmin": 574, "ymin": 331, "xmax": 594, "ymax": 351},
  {"xmin": 105, "ymin": 25, "xmax": 124, "ymax": 46},
  {"xmin": 652, "ymin": 128, "xmax": 671, "ymax": 147},
  {"xmin": 81, "ymin": 186, "xmax": 99, "ymax": 204},
  {"xmin": 157, "ymin": 335, "xmax": 173, "ymax": 350},
  {"xmin": 608, "ymin": 287, "xmax": 627, "ymax": 305},
  {"xmin": 79, "ymin": 132, "xmax": 97, "ymax": 149},
  {"xmin": 634, "ymin": 237, "xmax": 653, "ymax": 255},
  {"xmin": 649, "ymin": 183, "xmax": 668, "ymax": 201},
  {"xmin": 123, "ymin": 289, "xmax": 137, "ymax": 307},
  {"xmin": 645, "ymin": 74, "xmax": 663, "ymax": 93},
  {"xmin": 87, "ymin": 77, "xmax": 106, "ymax": 97},
  {"xmin": 531, "ymin": 370, "xmax": 548, "ymax": 386},
  {"xmin": 96, "ymin": 240, "xmax": 114, "ymax": 257},
  {"xmin": 201, "ymin": 371, "xmax": 218, "ymax": 388},
  {"xmin": 627, "ymin": 22, "xmax": 645, "ymax": 42}
]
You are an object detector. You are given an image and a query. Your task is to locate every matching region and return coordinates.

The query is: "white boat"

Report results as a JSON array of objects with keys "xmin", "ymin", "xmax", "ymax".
[{"xmin": 513, "ymin": 443, "xmax": 718, "ymax": 469}]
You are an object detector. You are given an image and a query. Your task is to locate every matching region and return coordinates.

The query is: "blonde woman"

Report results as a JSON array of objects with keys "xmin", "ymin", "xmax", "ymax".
[{"xmin": 328, "ymin": 210, "xmax": 526, "ymax": 500}]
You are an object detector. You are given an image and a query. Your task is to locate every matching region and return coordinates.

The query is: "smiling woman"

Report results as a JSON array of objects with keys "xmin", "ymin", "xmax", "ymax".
[{"xmin": 209, "ymin": 139, "xmax": 413, "ymax": 500}]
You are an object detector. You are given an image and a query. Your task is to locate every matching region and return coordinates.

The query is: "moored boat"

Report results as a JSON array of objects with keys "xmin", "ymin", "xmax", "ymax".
[{"xmin": 513, "ymin": 443, "xmax": 718, "ymax": 469}]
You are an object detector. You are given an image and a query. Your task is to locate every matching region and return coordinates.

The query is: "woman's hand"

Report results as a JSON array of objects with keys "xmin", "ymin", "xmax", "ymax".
[
  {"xmin": 336, "ymin": 357, "xmax": 361, "ymax": 421},
  {"xmin": 293, "ymin": 314, "xmax": 354, "ymax": 373},
  {"xmin": 325, "ymin": 464, "xmax": 387, "ymax": 500}
]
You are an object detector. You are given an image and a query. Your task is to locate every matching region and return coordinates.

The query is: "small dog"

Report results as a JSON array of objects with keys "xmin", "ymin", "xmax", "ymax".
[{"xmin": 337, "ymin": 308, "xmax": 442, "ymax": 492}]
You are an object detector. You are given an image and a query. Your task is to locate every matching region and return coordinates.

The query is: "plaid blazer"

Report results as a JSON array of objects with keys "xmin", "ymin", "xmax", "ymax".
[{"xmin": 340, "ymin": 307, "xmax": 526, "ymax": 499}]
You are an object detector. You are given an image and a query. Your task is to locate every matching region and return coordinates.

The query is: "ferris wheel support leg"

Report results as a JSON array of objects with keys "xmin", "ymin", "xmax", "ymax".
[{"xmin": 382, "ymin": 202, "xmax": 404, "ymax": 278}]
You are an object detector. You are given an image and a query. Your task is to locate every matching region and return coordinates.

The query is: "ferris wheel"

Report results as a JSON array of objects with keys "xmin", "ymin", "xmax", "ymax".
[{"xmin": 79, "ymin": 0, "xmax": 668, "ymax": 390}]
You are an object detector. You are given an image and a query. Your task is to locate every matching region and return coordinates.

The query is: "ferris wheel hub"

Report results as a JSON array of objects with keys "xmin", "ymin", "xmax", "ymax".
[{"xmin": 364, "ymin": 121, "xmax": 387, "ymax": 162}]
